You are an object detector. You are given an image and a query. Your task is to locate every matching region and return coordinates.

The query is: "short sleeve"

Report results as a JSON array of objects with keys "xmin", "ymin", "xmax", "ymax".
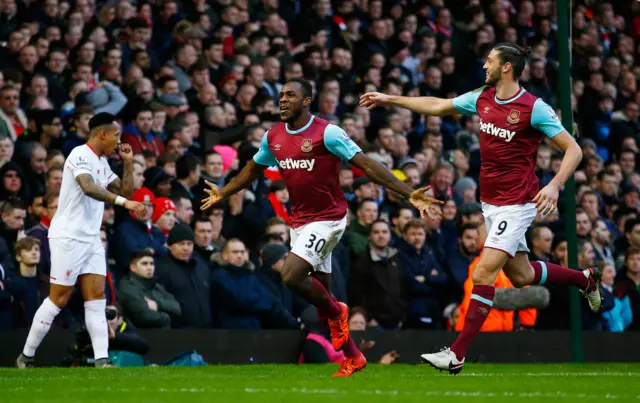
[
  {"xmin": 105, "ymin": 161, "xmax": 118, "ymax": 185},
  {"xmin": 323, "ymin": 124, "xmax": 362, "ymax": 161},
  {"xmin": 452, "ymin": 87, "xmax": 484, "ymax": 115},
  {"xmin": 531, "ymin": 98, "xmax": 565, "ymax": 139},
  {"xmin": 253, "ymin": 130, "xmax": 278, "ymax": 167},
  {"xmin": 68, "ymin": 149, "xmax": 92, "ymax": 178}
]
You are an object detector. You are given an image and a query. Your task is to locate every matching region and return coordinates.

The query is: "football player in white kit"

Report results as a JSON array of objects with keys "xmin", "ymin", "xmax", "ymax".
[{"xmin": 16, "ymin": 113, "xmax": 147, "ymax": 368}]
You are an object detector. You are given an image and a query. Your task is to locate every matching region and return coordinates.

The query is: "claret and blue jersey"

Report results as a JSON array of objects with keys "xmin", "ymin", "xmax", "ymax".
[
  {"xmin": 452, "ymin": 86, "xmax": 566, "ymax": 206},
  {"xmin": 253, "ymin": 115, "xmax": 362, "ymax": 228}
]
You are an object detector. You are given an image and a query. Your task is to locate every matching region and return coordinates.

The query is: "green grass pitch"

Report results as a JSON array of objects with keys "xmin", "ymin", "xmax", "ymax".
[{"xmin": 2, "ymin": 363, "xmax": 639, "ymax": 402}]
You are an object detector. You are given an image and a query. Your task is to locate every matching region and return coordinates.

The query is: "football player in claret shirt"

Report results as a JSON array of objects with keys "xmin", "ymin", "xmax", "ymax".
[
  {"xmin": 201, "ymin": 78, "xmax": 441, "ymax": 377},
  {"xmin": 362, "ymin": 43, "xmax": 600, "ymax": 374}
]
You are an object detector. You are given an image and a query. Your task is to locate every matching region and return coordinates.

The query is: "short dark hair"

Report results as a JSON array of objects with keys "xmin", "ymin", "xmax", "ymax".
[
  {"xmin": 357, "ymin": 198, "xmax": 377, "ymax": 210},
  {"xmin": 492, "ymin": 42, "xmax": 532, "ymax": 79},
  {"xmin": 89, "ymin": 112, "xmax": 117, "ymax": 132},
  {"xmin": 175, "ymin": 154, "xmax": 200, "ymax": 179},
  {"xmin": 460, "ymin": 223, "xmax": 479, "ymax": 236},
  {"xmin": 130, "ymin": 249, "xmax": 154, "ymax": 265},
  {"xmin": 43, "ymin": 190, "xmax": 59, "ymax": 207},
  {"xmin": 192, "ymin": 217, "xmax": 212, "ymax": 231},
  {"xmin": 1, "ymin": 198, "xmax": 26, "ymax": 215},
  {"xmin": 369, "ymin": 219, "xmax": 390, "ymax": 234},
  {"xmin": 624, "ymin": 218, "xmax": 640, "ymax": 235},
  {"xmin": 403, "ymin": 218, "xmax": 425, "ymax": 233},
  {"xmin": 286, "ymin": 77, "xmax": 312, "ymax": 99}
]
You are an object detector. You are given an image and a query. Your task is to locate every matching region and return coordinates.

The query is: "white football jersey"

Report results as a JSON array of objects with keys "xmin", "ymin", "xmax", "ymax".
[{"xmin": 49, "ymin": 144, "xmax": 117, "ymax": 241}]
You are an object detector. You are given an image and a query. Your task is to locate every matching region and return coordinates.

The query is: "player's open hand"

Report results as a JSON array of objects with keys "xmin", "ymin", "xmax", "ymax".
[
  {"xmin": 409, "ymin": 186, "xmax": 444, "ymax": 218},
  {"xmin": 118, "ymin": 143, "xmax": 134, "ymax": 162},
  {"xmin": 533, "ymin": 183, "xmax": 559, "ymax": 215},
  {"xmin": 360, "ymin": 92, "xmax": 392, "ymax": 110},
  {"xmin": 200, "ymin": 180, "xmax": 224, "ymax": 210},
  {"xmin": 124, "ymin": 200, "xmax": 147, "ymax": 219}
]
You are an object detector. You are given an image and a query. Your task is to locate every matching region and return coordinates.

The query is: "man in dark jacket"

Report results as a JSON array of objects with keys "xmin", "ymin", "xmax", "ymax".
[
  {"xmin": 350, "ymin": 220, "xmax": 407, "ymax": 329},
  {"xmin": 210, "ymin": 238, "xmax": 298, "ymax": 329},
  {"xmin": 257, "ymin": 243, "xmax": 309, "ymax": 318},
  {"xmin": 114, "ymin": 187, "xmax": 167, "ymax": 279},
  {"xmin": 446, "ymin": 223, "xmax": 480, "ymax": 301},
  {"xmin": 155, "ymin": 224, "xmax": 212, "ymax": 328},
  {"xmin": 399, "ymin": 219, "xmax": 449, "ymax": 329},
  {"xmin": 0, "ymin": 198, "xmax": 27, "ymax": 255},
  {"xmin": 119, "ymin": 250, "xmax": 181, "ymax": 329}
]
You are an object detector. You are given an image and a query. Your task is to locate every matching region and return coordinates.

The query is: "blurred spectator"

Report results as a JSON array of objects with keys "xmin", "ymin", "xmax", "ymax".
[
  {"xmin": 615, "ymin": 248, "xmax": 640, "ymax": 331},
  {"xmin": 599, "ymin": 262, "xmax": 632, "ymax": 332},
  {"xmin": 118, "ymin": 250, "xmax": 181, "ymax": 329},
  {"xmin": 349, "ymin": 220, "xmax": 406, "ymax": 329},
  {"xmin": 10, "ymin": 236, "xmax": 42, "ymax": 328},
  {"xmin": 529, "ymin": 226, "xmax": 554, "ymax": 262},
  {"xmin": 121, "ymin": 107, "xmax": 165, "ymax": 156},
  {"xmin": 151, "ymin": 197, "xmax": 176, "ymax": 240},
  {"xmin": 193, "ymin": 217, "xmax": 218, "ymax": 261},
  {"xmin": 155, "ymin": 223, "xmax": 212, "ymax": 329},
  {"xmin": 211, "ymin": 238, "xmax": 297, "ymax": 329},
  {"xmin": 345, "ymin": 198, "xmax": 378, "ymax": 257},
  {"xmin": 447, "ymin": 223, "xmax": 480, "ymax": 299},
  {"xmin": 0, "ymin": 199, "xmax": 27, "ymax": 254},
  {"xmin": 400, "ymin": 219, "xmax": 448, "ymax": 329},
  {"xmin": 115, "ymin": 188, "xmax": 166, "ymax": 278}
]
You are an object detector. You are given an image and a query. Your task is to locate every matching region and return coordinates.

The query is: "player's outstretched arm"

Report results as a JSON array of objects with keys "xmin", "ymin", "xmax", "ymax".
[
  {"xmin": 200, "ymin": 160, "xmax": 266, "ymax": 210},
  {"xmin": 360, "ymin": 92, "xmax": 457, "ymax": 117},
  {"xmin": 349, "ymin": 153, "xmax": 442, "ymax": 217},
  {"xmin": 76, "ymin": 173, "xmax": 147, "ymax": 218}
]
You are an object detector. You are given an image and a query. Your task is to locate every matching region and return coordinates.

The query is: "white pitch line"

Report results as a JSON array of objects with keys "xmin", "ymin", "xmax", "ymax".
[{"xmin": 5, "ymin": 387, "xmax": 640, "ymax": 399}]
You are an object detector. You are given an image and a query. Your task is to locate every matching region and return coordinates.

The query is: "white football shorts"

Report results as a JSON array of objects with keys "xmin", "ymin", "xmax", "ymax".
[
  {"xmin": 482, "ymin": 202, "xmax": 537, "ymax": 258},
  {"xmin": 290, "ymin": 215, "xmax": 348, "ymax": 273},
  {"xmin": 49, "ymin": 237, "xmax": 106, "ymax": 286}
]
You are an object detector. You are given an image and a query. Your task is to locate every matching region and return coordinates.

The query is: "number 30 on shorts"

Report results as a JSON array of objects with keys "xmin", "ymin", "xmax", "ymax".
[{"xmin": 304, "ymin": 234, "xmax": 326, "ymax": 253}]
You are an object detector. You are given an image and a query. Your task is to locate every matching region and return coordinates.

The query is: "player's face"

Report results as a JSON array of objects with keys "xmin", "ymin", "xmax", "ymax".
[
  {"xmin": 483, "ymin": 49, "xmax": 503, "ymax": 86},
  {"xmin": 102, "ymin": 125, "xmax": 121, "ymax": 155},
  {"xmin": 279, "ymin": 82, "xmax": 310, "ymax": 123}
]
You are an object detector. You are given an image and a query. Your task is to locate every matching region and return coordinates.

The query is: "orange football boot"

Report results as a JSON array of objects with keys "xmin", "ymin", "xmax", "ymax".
[
  {"xmin": 332, "ymin": 353, "xmax": 368, "ymax": 377},
  {"xmin": 327, "ymin": 302, "xmax": 349, "ymax": 350}
]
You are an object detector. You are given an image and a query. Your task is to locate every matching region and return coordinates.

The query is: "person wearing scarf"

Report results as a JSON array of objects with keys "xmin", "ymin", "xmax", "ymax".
[{"xmin": 267, "ymin": 180, "xmax": 292, "ymax": 225}]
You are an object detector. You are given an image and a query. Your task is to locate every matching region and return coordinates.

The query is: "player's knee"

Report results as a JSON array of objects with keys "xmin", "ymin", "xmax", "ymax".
[
  {"xmin": 83, "ymin": 289, "xmax": 106, "ymax": 301},
  {"xmin": 48, "ymin": 287, "xmax": 73, "ymax": 308},
  {"xmin": 471, "ymin": 265, "xmax": 496, "ymax": 286},
  {"xmin": 509, "ymin": 271, "xmax": 533, "ymax": 288}
]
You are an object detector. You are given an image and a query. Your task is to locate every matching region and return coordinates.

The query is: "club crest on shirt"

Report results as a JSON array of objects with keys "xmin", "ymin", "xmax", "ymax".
[
  {"xmin": 301, "ymin": 139, "xmax": 313, "ymax": 152},
  {"xmin": 507, "ymin": 109, "xmax": 520, "ymax": 124},
  {"xmin": 483, "ymin": 106, "xmax": 490, "ymax": 113}
]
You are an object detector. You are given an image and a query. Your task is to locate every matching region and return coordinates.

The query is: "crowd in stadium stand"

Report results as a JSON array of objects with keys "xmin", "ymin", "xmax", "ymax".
[{"xmin": 0, "ymin": 0, "xmax": 639, "ymax": 338}]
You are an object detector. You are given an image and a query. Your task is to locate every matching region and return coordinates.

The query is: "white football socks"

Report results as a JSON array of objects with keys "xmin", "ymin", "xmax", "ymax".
[
  {"xmin": 23, "ymin": 297, "xmax": 61, "ymax": 357},
  {"xmin": 84, "ymin": 299, "xmax": 109, "ymax": 360}
]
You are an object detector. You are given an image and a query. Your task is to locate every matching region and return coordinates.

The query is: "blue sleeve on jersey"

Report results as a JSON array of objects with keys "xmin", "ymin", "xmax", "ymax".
[
  {"xmin": 253, "ymin": 131, "xmax": 278, "ymax": 167},
  {"xmin": 324, "ymin": 124, "xmax": 362, "ymax": 161},
  {"xmin": 531, "ymin": 98, "xmax": 565, "ymax": 139},
  {"xmin": 452, "ymin": 87, "xmax": 484, "ymax": 115}
]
